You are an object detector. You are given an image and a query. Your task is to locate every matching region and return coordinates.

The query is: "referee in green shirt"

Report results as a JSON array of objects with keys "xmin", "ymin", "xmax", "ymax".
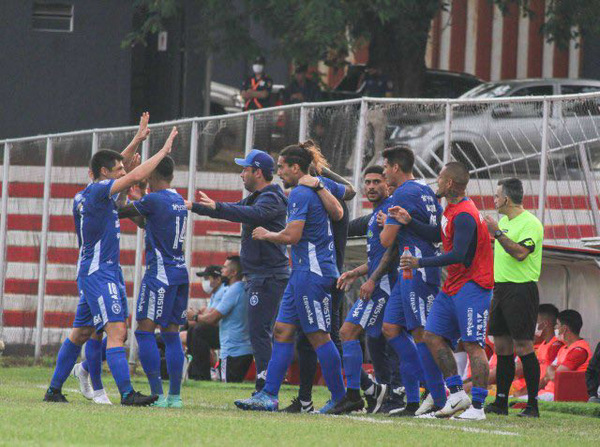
[{"xmin": 483, "ymin": 178, "xmax": 544, "ymax": 418}]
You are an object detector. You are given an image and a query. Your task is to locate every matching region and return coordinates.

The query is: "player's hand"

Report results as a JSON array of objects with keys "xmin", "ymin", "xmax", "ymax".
[
  {"xmin": 400, "ymin": 254, "xmax": 419, "ymax": 270},
  {"xmin": 252, "ymin": 226, "xmax": 269, "ymax": 240},
  {"xmin": 129, "ymin": 181, "xmax": 146, "ymax": 200},
  {"xmin": 161, "ymin": 126, "xmax": 178, "ymax": 154},
  {"xmin": 359, "ymin": 279, "xmax": 376, "ymax": 300},
  {"xmin": 388, "ymin": 206, "xmax": 412, "ymax": 224},
  {"xmin": 484, "ymin": 215, "xmax": 499, "ymax": 235},
  {"xmin": 376, "ymin": 210, "xmax": 386, "ymax": 227},
  {"xmin": 184, "ymin": 200, "xmax": 193, "ymax": 210},
  {"xmin": 134, "ymin": 112, "xmax": 151, "ymax": 142},
  {"xmin": 298, "ymin": 174, "xmax": 319, "ymax": 189},
  {"xmin": 186, "ymin": 308, "xmax": 197, "ymax": 321},
  {"xmin": 196, "ymin": 191, "xmax": 216, "ymax": 210},
  {"xmin": 337, "ymin": 271, "xmax": 357, "ymax": 291}
]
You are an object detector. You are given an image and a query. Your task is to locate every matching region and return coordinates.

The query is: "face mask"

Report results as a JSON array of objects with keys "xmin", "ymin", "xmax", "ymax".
[
  {"xmin": 252, "ymin": 64, "xmax": 264, "ymax": 74},
  {"xmin": 534, "ymin": 324, "xmax": 543, "ymax": 337},
  {"xmin": 201, "ymin": 280, "xmax": 213, "ymax": 294},
  {"xmin": 555, "ymin": 328, "xmax": 564, "ymax": 342}
]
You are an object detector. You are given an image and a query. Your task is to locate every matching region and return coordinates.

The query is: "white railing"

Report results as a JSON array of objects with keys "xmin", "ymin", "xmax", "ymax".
[{"xmin": 2, "ymin": 92, "xmax": 600, "ymax": 358}]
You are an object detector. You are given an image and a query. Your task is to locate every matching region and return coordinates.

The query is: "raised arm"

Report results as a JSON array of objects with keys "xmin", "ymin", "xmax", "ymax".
[
  {"xmin": 298, "ymin": 175, "xmax": 343, "ymax": 221},
  {"xmin": 110, "ymin": 127, "xmax": 177, "ymax": 196},
  {"xmin": 121, "ymin": 112, "xmax": 150, "ymax": 170},
  {"xmin": 321, "ymin": 167, "xmax": 356, "ymax": 200}
]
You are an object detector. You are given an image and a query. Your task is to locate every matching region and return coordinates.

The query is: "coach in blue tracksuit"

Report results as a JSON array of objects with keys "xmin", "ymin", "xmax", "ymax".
[{"xmin": 188, "ymin": 150, "xmax": 289, "ymax": 391}]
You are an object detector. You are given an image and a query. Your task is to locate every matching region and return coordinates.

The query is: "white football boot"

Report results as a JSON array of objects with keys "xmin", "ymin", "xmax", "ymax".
[
  {"xmin": 71, "ymin": 363, "xmax": 93, "ymax": 400},
  {"xmin": 434, "ymin": 390, "xmax": 471, "ymax": 418},
  {"xmin": 92, "ymin": 389, "xmax": 112, "ymax": 405},
  {"xmin": 451, "ymin": 405, "xmax": 485, "ymax": 421}
]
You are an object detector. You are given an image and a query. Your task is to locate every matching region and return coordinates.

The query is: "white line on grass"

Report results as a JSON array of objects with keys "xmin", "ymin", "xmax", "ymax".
[{"xmin": 341, "ymin": 415, "xmax": 520, "ymax": 437}]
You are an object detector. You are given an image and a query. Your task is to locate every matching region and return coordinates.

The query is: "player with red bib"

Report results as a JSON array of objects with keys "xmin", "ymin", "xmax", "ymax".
[{"xmin": 394, "ymin": 162, "xmax": 494, "ymax": 421}]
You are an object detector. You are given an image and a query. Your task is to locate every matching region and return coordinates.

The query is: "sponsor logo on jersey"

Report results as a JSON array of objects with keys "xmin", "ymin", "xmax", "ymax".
[
  {"xmin": 156, "ymin": 287, "xmax": 165, "ymax": 318},
  {"xmin": 93, "ymin": 315, "xmax": 102, "ymax": 326},
  {"xmin": 302, "ymin": 295, "xmax": 314, "ymax": 324},
  {"xmin": 466, "ymin": 307, "xmax": 474, "ymax": 337},
  {"xmin": 322, "ymin": 295, "xmax": 331, "ymax": 327},
  {"xmin": 250, "ymin": 294, "xmax": 259, "ymax": 306},
  {"xmin": 368, "ymin": 297, "xmax": 386, "ymax": 327},
  {"xmin": 111, "ymin": 303, "xmax": 121, "ymax": 314},
  {"xmin": 171, "ymin": 203, "xmax": 188, "ymax": 211}
]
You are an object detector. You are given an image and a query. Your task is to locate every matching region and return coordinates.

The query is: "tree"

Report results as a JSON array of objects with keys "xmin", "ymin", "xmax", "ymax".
[{"xmin": 127, "ymin": 0, "xmax": 600, "ymax": 98}]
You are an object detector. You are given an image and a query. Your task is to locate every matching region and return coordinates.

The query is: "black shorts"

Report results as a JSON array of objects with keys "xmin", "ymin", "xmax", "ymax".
[
  {"xmin": 220, "ymin": 354, "xmax": 253, "ymax": 383},
  {"xmin": 488, "ymin": 282, "xmax": 539, "ymax": 340}
]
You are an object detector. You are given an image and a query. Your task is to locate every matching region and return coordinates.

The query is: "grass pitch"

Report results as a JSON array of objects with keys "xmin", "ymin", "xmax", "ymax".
[{"xmin": 0, "ymin": 362, "xmax": 599, "ymax": 446}]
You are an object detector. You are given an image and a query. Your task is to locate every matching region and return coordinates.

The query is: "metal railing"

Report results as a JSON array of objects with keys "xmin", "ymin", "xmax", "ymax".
[{"xmin": 2, "ymin": 92, "xmax": 600, "ymax": 358}]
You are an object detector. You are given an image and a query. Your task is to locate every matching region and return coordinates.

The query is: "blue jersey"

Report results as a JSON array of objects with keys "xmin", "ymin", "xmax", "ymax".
[
  {"xmin": 385, "ymin": 180, "xmax": 442, "ymax": 286},
  {"xmin": 73, "ymin": 179, "xmax": 121, "ymax": 277},
  {"xmin": 287, "ymin": 185, "xmax": 339, "ymax": 278},
  {"xmin": 367, "ymin": 197, "xmax": 398, "ymax": 292},
  {"xmin": 319, "ymin": 176, "xmax": 346, "ymax": 201},
  {"xmin": 133, "ymin": 189, "xmax": 189, "ymax": 285}
]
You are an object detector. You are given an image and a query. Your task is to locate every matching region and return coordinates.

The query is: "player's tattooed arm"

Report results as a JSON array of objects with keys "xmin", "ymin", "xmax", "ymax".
[
  {"xmin": 252, "ymin": 220, "xmax": 304, "ymax": 245},
  {"xmin": 118, "ymin": 203, "xmax": 146, "ymax": 229},
  {"xmin": 369, "ymin": 241, "xmax": 399, "ymax": 284},
  {"xmin": 320, "ymin": 167, "xmax": 356, "ymax": 201}
]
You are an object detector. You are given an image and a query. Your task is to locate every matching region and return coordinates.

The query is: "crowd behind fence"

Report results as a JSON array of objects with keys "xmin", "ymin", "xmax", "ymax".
[{"xmin": 1, "ymin": 93, "xmax": 600, "ymax": 359}]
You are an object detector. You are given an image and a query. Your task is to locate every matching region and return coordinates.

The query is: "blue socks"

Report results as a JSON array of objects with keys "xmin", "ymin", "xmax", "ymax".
[
  {"xmin": 472, "ymin": 386, "xmax": 488, "ymax": 409},
  {"xmin": 135, "ymin": 331, "xmax": 163, "ymax": 396},
  {"xmin": 50, "ymin": 338, "xmax": 81, "ymax": 391},
  {"xmin": 388, "ymin": 332, "xmax": 423, "ymax": 403},
  {"xmin": 417, "ymin": 342, "xmax": 447, "ymax": 407},
  {"xmin": 263, "ymin": 341, "xmax": 294, "ymax": 397},
  {"xmin": 342, "ymin": 340, "xmax": 363, "ymax": 390},
  {"xmin": 445, "ymin": 374, "xmax": 464, "ymax": 394},
  {"xmin": 106, "ymin": 347, "xmax": 133, "ymax": 397},
  {"xmin": 162, "ymin": 332, "xmax": 184, "ymax": 396},
  {"xmin": 316, "ymin": 340, "xmax": 346, "ymax": 402},
  {"xmin": 83, "ymin": 338, "xmax": 104, "ymax": 391}
]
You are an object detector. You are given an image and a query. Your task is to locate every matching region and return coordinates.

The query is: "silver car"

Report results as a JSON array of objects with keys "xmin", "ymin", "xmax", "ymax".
[{"xmin": 386, "ymin": 79, "xmax": 600, "ymax": 178}]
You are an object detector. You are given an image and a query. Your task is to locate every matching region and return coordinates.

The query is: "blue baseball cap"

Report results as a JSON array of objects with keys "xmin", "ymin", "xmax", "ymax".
[{"xmin": 234, "ymin": 149, "xmax": 275, "ymax": 172}]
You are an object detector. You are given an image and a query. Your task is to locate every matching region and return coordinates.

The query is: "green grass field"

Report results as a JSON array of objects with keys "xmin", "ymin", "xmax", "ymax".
[{"xmin": 1, "ymin": 362, "xmax": 599, "ymax": 446}]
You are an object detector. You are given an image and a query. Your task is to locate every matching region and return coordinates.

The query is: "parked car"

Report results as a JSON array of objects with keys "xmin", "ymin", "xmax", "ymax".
[{"xmin": 385, "ymin": 78, "xmax": 600, "ymax": 178}]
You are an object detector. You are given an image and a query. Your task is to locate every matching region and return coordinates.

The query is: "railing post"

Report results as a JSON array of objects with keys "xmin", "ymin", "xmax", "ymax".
[
  {"xmin": 34, "ymin": 137, "xmax": 54, "ymax": 361},
  {"xmin": 0, "ymin": 143, "xmax": 11, "ymax": 341},
  {"xmin": 243, "ymin": 113, "xmax": 255, "ymax": 198},
  {"xmin": 128, "ymin": 138, "xmax": 149, "ymax": 365},
  {"xmin": 91, "ymin": 131, "xmax": 99, "ymax": 155},
  {"xmin": 443, "ymin": 100, "xmax": 453, "ymax": 165},
  {"xmin": 351, "ymin": 99, "xmax": 368, "ymax": 219},
  {"xmin": 298, "ymin": 105, "xmax": 309, "ymax": 142},
  {"xmin": 537, "ymin": 99, "xmax": 550, "ymax": 224},
  {"xmin": 185, "ymin": 121, "xmax": 199, "ymax": 271},
  {"xmin": 578, "ymin": 142, "xmax": 600, "ymax": 237}
]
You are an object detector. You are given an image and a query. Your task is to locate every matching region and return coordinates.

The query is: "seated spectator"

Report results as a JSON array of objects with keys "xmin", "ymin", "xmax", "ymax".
[
  {"xmin": 196, "ymin": 256, "xmax": 253, "ymax": 383},
  {"xmin": 181, "ymin": 265, "xmax": 227, "ymax": 380},
  {"xmin": 284, "ymin": 63, "xmax": 322, "ymax": 104},
  {"xmin": 531, "ymin": 309, "xmax": 592, "ymax": 401},
  {"xmin": 586, "ymin": 341, "xmax": 600, "ymax": 403},
  {"xmin": 512, "ymin": 304, "xmax": 563, "ymax": 397}
]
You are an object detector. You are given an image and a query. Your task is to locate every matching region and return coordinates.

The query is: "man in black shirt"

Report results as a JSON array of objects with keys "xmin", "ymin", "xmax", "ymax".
[{"xmin": 241, "ymin": 56, "xmax": 273, "ymax": 111}]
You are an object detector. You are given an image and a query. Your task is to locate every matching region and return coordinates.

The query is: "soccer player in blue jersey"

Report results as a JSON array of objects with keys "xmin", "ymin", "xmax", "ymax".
[
  {"xmin": 327, "ymin": 165, "xmax": 399, "ymax": 414},
  {"xmin": 234, "ymin": 143, "xmax": 346, "ymax": 412},
  {"xmin": 44, "ymin": 122, "xmax": 178, "ymax": 406},
  {"xmin": 118, "ymin": 155, "xmax": 189, "ymax": 408},
  {"xmin": 378, "ymin": 145, "xmax": 447, "ymax": 417}
]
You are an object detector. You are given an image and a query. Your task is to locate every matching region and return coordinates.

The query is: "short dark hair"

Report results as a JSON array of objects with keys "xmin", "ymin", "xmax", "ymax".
[
  {"xmin": 226, "ymin": 255, "xmax": 243, "ymax": 277},
  {"xmin": 498, "ymin": 178, "xmax": 524, "ymax": 204},
  {"xmin": 252, "ymin": 167, "xmax": 273, "ymax": 182},
  {"xmin": 558, "ymin": 309, "xmax": 583, "ymax": 335},
  {"xmin": 90, "ymin": 150, "xmax": 124, "ymax": 179},
  {"xmin": 280, "ymin": 144, "xmax": 313, "ymax": 173},
  {"xmin": 538, "ymin": 304, "xmax": 559, "ymax": 323},
  {"xmin": 444, "ymin": 161, "xmax": 470, "ymax": 187},
  {"xmin": 382, "ymin": 145, "xmax": 414, "ymax": 174},
  {"xmin": 154, "ymin": 156, "xmax": 175, "ymax": 182},
  {"xmin": 364, "ymin": 165, "xmax": 384, "ymax": 176}
]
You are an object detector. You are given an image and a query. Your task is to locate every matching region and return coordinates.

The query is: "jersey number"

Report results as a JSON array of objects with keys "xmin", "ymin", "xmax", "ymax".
[{"xmin": 173, "ymin": 216, "xmax": 187, "ymax": 249}]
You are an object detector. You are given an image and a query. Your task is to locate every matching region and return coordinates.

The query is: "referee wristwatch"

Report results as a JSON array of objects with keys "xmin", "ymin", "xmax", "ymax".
[
  {"xmin": 313, "ymin": 181, "xmax": 325, "ymax": 191},
  {"xmin": 494, "ymin": 229, "xmax": 504, "ymax": 239}
]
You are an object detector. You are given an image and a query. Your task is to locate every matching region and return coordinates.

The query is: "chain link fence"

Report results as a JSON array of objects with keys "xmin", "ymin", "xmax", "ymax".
[{"xmin": 2, "ymin": 92, "xmax": 600, "ymax": 357}]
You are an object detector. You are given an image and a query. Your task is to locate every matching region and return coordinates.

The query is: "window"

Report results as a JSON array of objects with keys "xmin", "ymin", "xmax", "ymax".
[
  {"xmin": 561, "ymin": 85, "xmax": 600, "ymax": 116},
  {"xmin": 32, "ymin": 2, "xmax": 73, "ymax": 32},
  {"xmin": 502, "ymin": 85, "xmax": 554, "ymax": 118}
]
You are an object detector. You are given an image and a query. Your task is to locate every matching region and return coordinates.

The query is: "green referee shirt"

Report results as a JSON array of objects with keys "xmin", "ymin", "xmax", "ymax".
[{"xmin": 494, "ymin": 210, "xmax": 544, "ymax": 283}]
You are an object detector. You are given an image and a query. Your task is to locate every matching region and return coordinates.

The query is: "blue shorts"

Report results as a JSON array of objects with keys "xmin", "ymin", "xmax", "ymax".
[
  {"xmin": 425, "ymin": 281, "xmax": 492, "ymax": 347},
  {"xmin": 383, "ymin": 276, "xmax": 439, "ymax": 331},
  {"xmin": 276, "ymin": 271, "xmax": 335, "ymax": 334},
  {"xmin": 345, "ymin": 287, "xmax": 389, "ymax": 337},
  {"xmin": 73, "ymin": 269, "xmax": 129, "ymax": 333},
  {"xmin": 136, "ymin": 275, "xmax": 189, "ymax": 327}
]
